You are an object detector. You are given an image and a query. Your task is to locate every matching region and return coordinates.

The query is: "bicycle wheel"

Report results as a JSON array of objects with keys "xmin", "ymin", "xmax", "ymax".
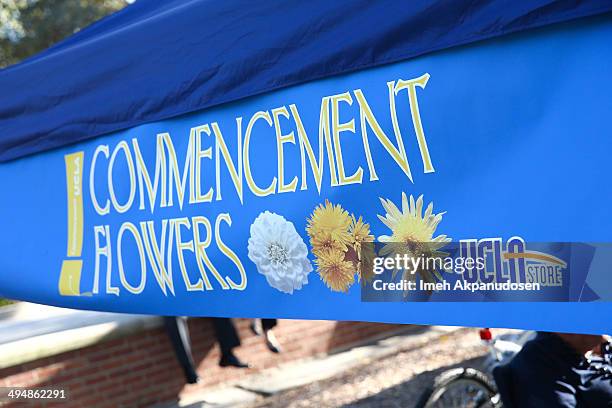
[{"xmin": 415, "ymin": 367, "xmax": 500, "ymax": 408}]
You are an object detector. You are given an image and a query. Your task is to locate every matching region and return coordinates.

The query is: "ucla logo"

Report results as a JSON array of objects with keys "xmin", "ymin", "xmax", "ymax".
[{"xmin": 459, "ymin": 237, "xmax": 567, "ymax": 287}]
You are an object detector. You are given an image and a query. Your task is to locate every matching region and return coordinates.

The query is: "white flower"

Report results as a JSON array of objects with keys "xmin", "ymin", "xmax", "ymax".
[{"xmin": 248, "ymin": 211, "xmax": 312, "ymax": 294}]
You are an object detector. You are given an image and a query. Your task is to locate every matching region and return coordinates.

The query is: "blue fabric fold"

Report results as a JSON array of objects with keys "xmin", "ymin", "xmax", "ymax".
[{"xmin": 1, "ymin": 0, "xmax": 610, "ymax": 161}]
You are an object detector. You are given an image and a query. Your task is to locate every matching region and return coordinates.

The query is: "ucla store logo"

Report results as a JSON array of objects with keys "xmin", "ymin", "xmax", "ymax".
[{"xmin": 458, "ymin": 237, "xmax": 567, "ymax": 287}]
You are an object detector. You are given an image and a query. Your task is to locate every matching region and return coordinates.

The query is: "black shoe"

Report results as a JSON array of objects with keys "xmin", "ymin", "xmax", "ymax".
[
  {"xmin": 219, "ymin": 352, "xmax": 250, "ymax": 368},
  {"xmin": 186, "ymin": 373, "xmax": 200, "ymax": 384}
]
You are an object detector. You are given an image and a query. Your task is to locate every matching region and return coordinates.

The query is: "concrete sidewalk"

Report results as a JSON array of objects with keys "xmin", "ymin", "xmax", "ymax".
[
  {"xmin": 170, "ymin": 325, "xmax": 463, "ymax": 408},
  {"xmin": 0, "ymin": 302, "xmax": 161, "ymax": 369}
]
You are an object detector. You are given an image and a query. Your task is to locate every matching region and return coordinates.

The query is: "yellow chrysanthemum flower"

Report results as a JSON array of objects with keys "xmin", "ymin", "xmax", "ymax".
[
  {"xmin": 307, "ymin": 200, "xmax": 352, "ymax": 251},
  {"xmin": 307, "ymin": 201, "xmax": 378, "ymax": 293},
  {"xmin": 316, "ymin": 249, "xmax": 355, "ymax": 292},
  {"xmin": 310, "ymin": 231, "xmax": 346, "ymax": 256},
  {"xmin": 378, "ymin": 193, "xmax": 449, "ymax": 246},
  {"xmin": 349, "ymin": 215, "xmax": 374, "ymax": 245},
  {"xmin": 348, "ymin": 216, "xmax": 376, "ymax": 284},
  {"xmin": 357, "ymin": 243, "xmax": 377, "ymax": 285},
  {"xmin": 377, "ymin": 193, "xmax": 451, "ymax": 291}
]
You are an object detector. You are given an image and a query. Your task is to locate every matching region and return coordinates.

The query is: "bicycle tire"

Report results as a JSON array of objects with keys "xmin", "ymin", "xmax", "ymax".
[{"xmin": 415, "ymin": 367, "xmax": 498, "ymax": 408}]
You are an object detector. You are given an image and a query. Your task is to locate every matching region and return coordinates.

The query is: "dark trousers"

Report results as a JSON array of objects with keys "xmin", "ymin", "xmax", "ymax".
[
  {"xmin": 261, "ymin": 318, "xmax": 277, "ymax": 331},
  {"xmin": 164, "ymin": 317, "xmax": 243, "ymax": 384},
  {"xmin": 163, "ymin": 316, "xmax": 198, "ymax": 384},
  {"xmin": 211, "ymin": 317, "xmax": 240, "ymax": 354}
]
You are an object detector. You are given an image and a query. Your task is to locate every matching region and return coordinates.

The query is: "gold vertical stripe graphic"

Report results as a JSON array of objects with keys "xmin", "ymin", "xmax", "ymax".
[
  {"xmin": 60, "ymin": 152, "xmax": 85, "ymax": 296},
  {"xmin": 59, "ymin": 260, "xmax": 83, "ymax": 296},
  {"xmin": 65, "ymin": 152, "xmax": 84, "ymax": 257}
]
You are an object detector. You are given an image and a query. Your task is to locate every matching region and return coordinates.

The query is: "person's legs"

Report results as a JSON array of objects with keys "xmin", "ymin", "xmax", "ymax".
[
  {"xmin": 249, "ymin": 319, "xmax": 282, "ymax": 353},
  {"xmin": 261, "ymin": 319, "xmax": 277, "ymax": 331},
  {"xmin": 262, "ymin": 319, "xmax": 281, "ymax": 353},
  {"xmin": 250, "ymin": 318, "xmax": 263, "ymax": 336},
  {"xmin": 211, "ymin": 318, "xmax": 249, "ymax": 368},
  {"xmin": 163, "ymin": 317, "xmax": 199, "ymax": 384}
]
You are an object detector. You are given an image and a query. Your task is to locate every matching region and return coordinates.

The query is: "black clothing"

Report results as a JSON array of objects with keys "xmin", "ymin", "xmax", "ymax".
[
  {"xmin": 262, "ymin": 318, "xmax": 277, "ymax": 331},
  {"xmin": 507, "ymin": 332, "xmax": 612, "ymax": 407},
  {"xmin": 164, "ymin": 317, "xmax": 244, "ymax": 383},
  {"xmin": 163, "ymin": 317, "xmax": 199, "ymax": 384},
  {"xmin": 211, "ymin": 317, "xmax": 241, "ymax": 354}
]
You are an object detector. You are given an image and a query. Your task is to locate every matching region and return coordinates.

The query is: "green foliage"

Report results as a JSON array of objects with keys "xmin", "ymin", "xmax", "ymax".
[
  {"xmin": 1, "ymin": 0, "xmax": 127, "ymax": 68},
  {"xmin": 0, "ymin": 298, "xmax": 14, "ymax": 307}
]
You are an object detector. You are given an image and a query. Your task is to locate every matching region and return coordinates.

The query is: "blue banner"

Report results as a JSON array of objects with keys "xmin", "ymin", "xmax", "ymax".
[{"xmin": 1, "ymin": 16, "xmax": 611, "ymax": 334}]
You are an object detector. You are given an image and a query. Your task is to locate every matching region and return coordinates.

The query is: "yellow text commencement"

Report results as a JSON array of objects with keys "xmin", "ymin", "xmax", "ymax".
[{"xmin": 84, "ymin": 73, "xmax": 436, "ymax": 297}]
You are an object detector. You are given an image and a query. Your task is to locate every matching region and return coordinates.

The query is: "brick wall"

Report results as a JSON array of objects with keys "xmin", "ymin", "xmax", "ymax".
[{"xmin": 0, "ymin": 319, "xmax": 408, "ymax": 407}]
